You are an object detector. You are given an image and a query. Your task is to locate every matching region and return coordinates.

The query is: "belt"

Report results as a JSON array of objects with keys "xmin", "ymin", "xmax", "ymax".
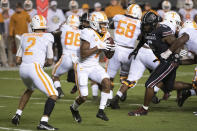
[{"xmin": 117, "ymin": 44, "xmax": 134, "ymax": 49}]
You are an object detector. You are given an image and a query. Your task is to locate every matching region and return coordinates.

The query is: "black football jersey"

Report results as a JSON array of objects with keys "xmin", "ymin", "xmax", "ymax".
[{"xmin": 143, "ymin": 24, "xmax": 174, "ymax": 59}]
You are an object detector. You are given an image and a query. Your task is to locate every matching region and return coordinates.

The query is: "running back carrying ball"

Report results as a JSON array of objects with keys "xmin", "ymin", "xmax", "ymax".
[{"xmin": 104, "ymin": 37, "xmax": 115, "ymax": 59}]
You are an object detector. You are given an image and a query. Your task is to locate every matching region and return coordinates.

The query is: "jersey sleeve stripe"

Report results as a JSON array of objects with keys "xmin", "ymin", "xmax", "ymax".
[{"xmin": 34, "ymin": 63, "xmax": 51, "ymax": 96}]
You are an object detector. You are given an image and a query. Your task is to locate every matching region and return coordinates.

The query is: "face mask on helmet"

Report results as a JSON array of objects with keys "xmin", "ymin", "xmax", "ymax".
[{"xmin": 99, "ymin": 22, "xmax": 108, "ymax": 34}]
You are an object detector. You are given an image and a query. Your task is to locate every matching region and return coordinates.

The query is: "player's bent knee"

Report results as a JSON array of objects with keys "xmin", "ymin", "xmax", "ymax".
[{"xmin": 101, "ymin": 78, "xmax": 111, "ymax": 93}]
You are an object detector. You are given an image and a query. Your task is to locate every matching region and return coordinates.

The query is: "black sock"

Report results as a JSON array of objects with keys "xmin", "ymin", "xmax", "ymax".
[{"xmin": 43, "ymin": 98, "xmax": 56, "ymax": 117}]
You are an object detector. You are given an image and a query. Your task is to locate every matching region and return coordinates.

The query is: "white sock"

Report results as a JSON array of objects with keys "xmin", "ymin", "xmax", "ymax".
[
  {"xmin": 142, "ymin": 105, "xmax": 149, "ymax": 110},
  {"xmin": 91, "ymin": 84, "xmax": 99, "ymax": 96},
  {"xmin": 116, "ymin": 90, "xmax": 123, "ymax": 98},
  {"xmin": 99, "ymin": 92, "xmax": 110, "ymax": 110},
  {"xmin": 72, "ymin": 101, "xmax": 79, "ymax": 111},
  {"xmin": 190, "ymin": 89, "xmax": 196, "ymax": 96},
  {"xmin": 154, "ymin": 86, "xmax": 160, "ymax": 92},
  {"xmin": 109, "ymin": 90, "xmax": 113, "ymax": 99},
  {"xmin": 16, "ymin": 109, "xmax": 22, "ymax": 116},
  {"xmin": 54, "ymin": 81, "xmax": 61, "ymax": 89},
  {"xmin": 41, "ymin": 116, "xmax": 49, "ymax": 122}
]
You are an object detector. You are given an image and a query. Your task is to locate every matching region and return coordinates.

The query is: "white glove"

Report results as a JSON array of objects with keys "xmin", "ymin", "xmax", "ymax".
[
  {"xmin": 106, "ymin": 43, "xmax": 116, "ymax": 51},
  {"xmin": 179, "ymin": 49, "xmax": 188, "ymax": 57},
  {"xmin": 97, "ymin": 41, "xmax": 110, "ymax": 50},
  {"xmin": 160, "ymin": 49, "xmax": 172, "ymax": 59}
]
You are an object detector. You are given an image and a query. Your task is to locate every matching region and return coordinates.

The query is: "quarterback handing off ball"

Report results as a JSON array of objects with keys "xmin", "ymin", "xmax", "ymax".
[{"xmin": 104, "ymin": 37, "xmax": 115, "ymax": 59}]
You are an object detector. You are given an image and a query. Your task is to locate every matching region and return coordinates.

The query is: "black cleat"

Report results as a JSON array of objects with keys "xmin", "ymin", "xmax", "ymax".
[
  {"xmin": 96, "ymin": 109, "xmax": 109, "ymax": 121},
  {"xmin": 12, "ymin": 114, "xmax": 21, "ymax": 125},
  {"xmin": 178, "ymin": 89, "xmax": 191, "ymax": 107},
  {"xmin": 152, "ymin": 95, "xmax": 160, "ymax": 104},
  {"xmin": 110, "ymin": 96, "xmax": 120, "ymax": 109},
  {"xmin": 128, "ymin": 106, "xmax": 148, "ymax": 116},
  {"xmin": 120, "ymin": 92, "xmax": 127, "ymax": 102},
  {"xmin": 70, "ymin": 85, "xmax": 78, "ymax": 94},
  {"xmin": 37, "ymin": 121, "xmax": 58, "ymax": 130},
  {"xmin": 70, "ymin": 106, "xmax": 82, "ymax": 123},
  {"xmin": 57, "ymin": 87, "xmax": 64, "ymax": 98}
]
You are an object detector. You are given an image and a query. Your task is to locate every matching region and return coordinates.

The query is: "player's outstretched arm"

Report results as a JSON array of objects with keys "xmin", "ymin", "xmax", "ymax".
[{"xmin": 80, "ymin": 39, "xmax": 99, "ymax": 59}]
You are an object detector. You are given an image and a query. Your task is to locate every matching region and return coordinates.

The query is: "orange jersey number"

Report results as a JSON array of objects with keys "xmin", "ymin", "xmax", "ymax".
[
  {"xmin": 64, "ymin": 31, "xmax": 80, "ymax": 46},
  {"xmin": 24, "ymin": 37, "xmax": 36, "ymax": 55},
  {"xmin": 116, "ymin": 20, "xmax": 136, "ymax": 38}
]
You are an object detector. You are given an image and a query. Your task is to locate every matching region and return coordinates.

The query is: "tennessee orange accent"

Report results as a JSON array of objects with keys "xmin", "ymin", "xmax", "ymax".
[
  {"xmin": 171, "ymin": 12, "xmax": 176, "ymax": 18},
  {"xmin": 91, "ymin": 14, "xmax": 96, "ymax": 21},
  {"xmin": 100, "ymin": 12, "xmax": 107, "ymax": 20},
  {"xmin": 24, "ymin": 37, "xmax": 36, "ymax": 55},
  {"xmin": 34, "ymin": 63, "xmax": 51, "ymax": 96},
  {"xmin": 38, "ymin": 15, "xmax": 45, "ymax": 26},
  {"xmin": 116, "ymin": 20, "xmax": 136, "ymax": 38},
  {"xmin": 52, "ymin": 56, "xmax": 63, "ymax": 75},
  {"xmin": 64, "ymin": 31, "xmax": 80, "ymax": 46},
  {"xmin": 94, "ymin": 52, "xmax": 100, "ymax": 58},
  {"xmin": 128, "ymin": 4, "xmax": 136, "ymax": 15},
  {"xmin": 24, "ymin": 33, "xmax": 43, "ymax": 37},
  {"xmin": 93, "ymin": 30, "xmax": 107, "ymax": 41},
  {"xmin": 38, "ymin": 65, "xmax": 56, "ymax": 95},
  {"xmin": 193, "ymin": 21, "xmax": 197, "ymax": 29}
]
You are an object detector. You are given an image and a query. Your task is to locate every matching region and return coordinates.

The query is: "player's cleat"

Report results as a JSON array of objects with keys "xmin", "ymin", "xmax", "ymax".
[
  {"xmin": 110, "ymin": 96, "xmax": 120, "ymax": 109},
  {"xmin": 57, "ymin": 87, "xmax": 64, "ymax": 98},
  {"xmin": 96, "ymin": 109, "xmax": 109, "ymax": 121},
  {"xmin": 128, "ymin": 106, "xmax": 148, "ymax": 116},
  {"xmin": 37, "ymin": 121, "xmax": 58, "ymax": 130},
  {"xmin": 70, "ymin": 106, "xmax": 82, "ymax": 123},
  {"xmin": 120, "ymin": 92, "xmax": 127, "ymax": 102},
  {"xmin": 70, "ymin": 85, "xmax": 78, "ymax": 94},
  {"xmin": 178, "ymin": 89, "xmax": 191, "ymax": 107},
  {"xmin": 152, "ymin": 95, "xmax": 160, "ymax": 104},
  {"xmin": 12, "ymin": 114, "xmax": 21, "ymax": 125}
]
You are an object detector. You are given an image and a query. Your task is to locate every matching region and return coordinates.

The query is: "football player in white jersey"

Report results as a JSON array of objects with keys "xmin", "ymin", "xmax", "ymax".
[
  {"xmin": 52, "ymin": 14, "xmax": 81, "ymax": 98},
  {"xmin": 157, "ymin": 0, "xmax": 172, "ymax": 18},
  {"xmin": 70, "ymin": 12, "xmax": 114, "ymax": 122},
  {"xmin": 106, "ymin": 4, "xmax": 142, "ymax": 102},
  {"xmin": 11, "ymin": 15, "xmax": 58, "ymax": 130},
  {"xmin": 179, "ymin": 0, "xmax": 197, "ymax": 22},
  {"xmin": 164, "ymin": 20, "xmax": 197, "ymax": 113}
]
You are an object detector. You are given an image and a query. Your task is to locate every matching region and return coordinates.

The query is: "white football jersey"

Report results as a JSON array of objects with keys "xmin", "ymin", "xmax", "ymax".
[
  {"xmin": 113, "ymin": 14, "xmax": 141, "ymax": 47},
  {"xmin": 179, "ymin": 27, "xmax": 197, "ymax": 54},
  {"xmin": 179, "ymin": 8, "xmax": 197, "ymax": 22},
  {"xmin": 65, "ymin": 9, "xmax": 83, "ymax": 18},
  {"xmin": 60, "ymin": 24, "xmax": 81, "ymax": 55},
  {"xmin": 18, "ymin": 33, "xmax": 54, "ymax": 67},
  {"xmin": 80, "ymin": 28, "xmax": 110, "ymax": 66}
]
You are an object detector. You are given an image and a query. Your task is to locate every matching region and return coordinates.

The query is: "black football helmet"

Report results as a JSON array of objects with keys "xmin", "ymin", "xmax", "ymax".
[
  {"xmin": 79, "ymin": 13, "xmax": 89, "ymax": 29},
  {"xmin": 141, "ymin": 11, "xmax": 162, "ymax": 33}
]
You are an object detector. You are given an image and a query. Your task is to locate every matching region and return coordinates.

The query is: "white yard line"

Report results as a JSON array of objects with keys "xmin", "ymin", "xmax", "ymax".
[
  {"xmin": 0, "ymin": 106, "xmax": 6, "ymax": 108},
  {"xmin": 0, "ymin": 126, "xmax": 32, "ymax": 131}
]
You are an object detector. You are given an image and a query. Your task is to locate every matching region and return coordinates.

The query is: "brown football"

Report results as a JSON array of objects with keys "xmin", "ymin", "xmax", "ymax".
[{"xmin": 104, "ymin": 37, "xmax": 115, "ymax": 59}]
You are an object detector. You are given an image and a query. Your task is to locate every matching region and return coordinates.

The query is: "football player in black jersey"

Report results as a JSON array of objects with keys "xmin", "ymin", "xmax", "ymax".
[{"xmin": 127, "ymin": 11, "xmax": 184, "ymax": 116}]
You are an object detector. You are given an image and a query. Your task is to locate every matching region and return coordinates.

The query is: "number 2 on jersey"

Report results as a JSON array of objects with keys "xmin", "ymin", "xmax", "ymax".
[
  {"xmin": 64, "ymin": 31, "xmax": 80, "ymax": 46},
  {"xmin": 116, "ymin": 20, "xmax": 136, "ymax": 38},
  {"xmin": 24, "ymin": 37, "xmax": 36, "ymax": 55}
]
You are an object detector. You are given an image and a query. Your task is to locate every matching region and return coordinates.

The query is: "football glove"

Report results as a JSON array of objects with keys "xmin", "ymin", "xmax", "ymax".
[{"xmin": 160, "ymin": 49, "xmax": 172, "ymax": 59}]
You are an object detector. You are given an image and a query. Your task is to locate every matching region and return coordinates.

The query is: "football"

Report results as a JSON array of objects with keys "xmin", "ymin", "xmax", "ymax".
[{"xmin": 104, "ymin": 37, "xmax": 115, "ymax": 59}]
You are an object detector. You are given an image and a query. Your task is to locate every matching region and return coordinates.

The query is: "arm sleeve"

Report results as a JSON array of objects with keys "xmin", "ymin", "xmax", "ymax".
[{"xmin": 46, "ymin": 34, "xmax": 54, "ymax": 59}]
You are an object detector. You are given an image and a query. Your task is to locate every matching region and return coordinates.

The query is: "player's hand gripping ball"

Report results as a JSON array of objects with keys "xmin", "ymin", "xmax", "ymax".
[{"xmin": 104, "ymin": 37, "xmax": 115, "ymax": 59}]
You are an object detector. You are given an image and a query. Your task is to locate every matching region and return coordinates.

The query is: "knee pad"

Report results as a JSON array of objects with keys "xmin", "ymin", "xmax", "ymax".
[{"xmin": 122, "ymin": 80, "xmax": 136, "ymax": 88}]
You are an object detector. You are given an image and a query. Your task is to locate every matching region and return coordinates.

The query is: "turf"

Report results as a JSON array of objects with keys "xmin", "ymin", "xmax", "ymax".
[{"xmin": 0, "ymin": 65, "xmax": 197, "ymax": 131}]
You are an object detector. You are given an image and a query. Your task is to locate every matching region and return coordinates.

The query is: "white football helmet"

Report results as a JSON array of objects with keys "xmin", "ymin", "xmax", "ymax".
[
  {"xmin": 126, "ymin": 4, "xmax": 142, "ymax": 20},
  {"xmin": 89, "ymin": 12, "xmax": 109, "ymax": 34},
  {"xmin": 24, "ymin": 0, "xmax": 33, "ymax": 11},
  {"xmin": 162, "ymin": 11, "xmax": 181, "ymax": 32},
  {"xmin": 182, "ymin": 20, "xmax": 197, "ymax": 29},
  {"xmin": 162, "ymin": 0, "xmax": 171, "ymax": 11},
  {"xmin": 67, "ymin": 14, "xmax": 80, "ymax": 27},
  {"xmin": 31, "ymin": 15, "xmax": 47, "ymax": 30},
  {"xmin": 0, "ymin": 0, "xmax": 9, "ymax": 9},
  {"xmin": 184, "ymin": 0, "xmax": 193, "ymax": 10},
  {"xmin": 69, "ymin": 0, "xmax": 79, "ymax": 10}
]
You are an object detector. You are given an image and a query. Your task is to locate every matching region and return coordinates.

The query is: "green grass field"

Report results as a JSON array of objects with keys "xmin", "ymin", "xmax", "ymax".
[{"xmin": 0, "ymin": 65, "xmax": 197, "ymax": 131}]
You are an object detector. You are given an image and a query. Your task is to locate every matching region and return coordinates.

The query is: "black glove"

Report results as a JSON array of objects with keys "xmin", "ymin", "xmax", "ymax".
[{"xmin": 128, "ymin": 49, "xmax": 139, "ymax": 59}]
